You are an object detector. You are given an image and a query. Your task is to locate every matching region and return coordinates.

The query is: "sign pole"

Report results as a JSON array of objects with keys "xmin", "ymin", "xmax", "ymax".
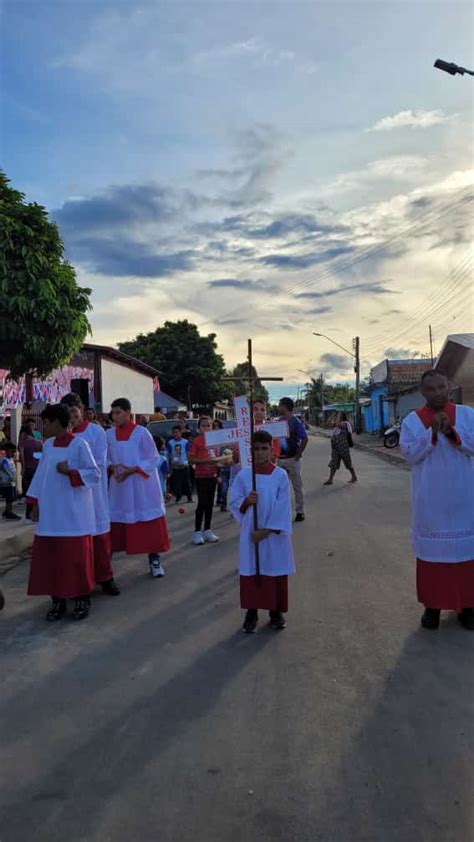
[{"xmin": 247, "ymin": 339, "xmax": 260, "ymax": 581}]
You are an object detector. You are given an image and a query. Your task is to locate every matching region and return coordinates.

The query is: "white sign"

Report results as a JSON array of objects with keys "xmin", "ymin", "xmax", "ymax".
[{"xmin": 205, "ymin": 396, "xmax": 288, "ymax": 468}]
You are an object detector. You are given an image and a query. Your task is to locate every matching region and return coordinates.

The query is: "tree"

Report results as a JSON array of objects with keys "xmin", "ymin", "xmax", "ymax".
[
  {"xmin": 119, "ymin": 320, "xmax": 230, "ymax": 407},
  {"xmin": 0, "ymin": 172, "xmax": 91, "ymax": 379},
  {"xmin": 227, "ymin": 362, "xmax": 269, "ymax": 404}
]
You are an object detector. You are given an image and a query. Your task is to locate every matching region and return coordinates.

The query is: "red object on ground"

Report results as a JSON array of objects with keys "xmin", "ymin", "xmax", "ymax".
[
  {"xmin": 178, "ymin": 507, "xmax": 185, "ymax": 514},
  {"xmin": 417, "ymin": 559, "xmax": 474, "ymax": 612}
]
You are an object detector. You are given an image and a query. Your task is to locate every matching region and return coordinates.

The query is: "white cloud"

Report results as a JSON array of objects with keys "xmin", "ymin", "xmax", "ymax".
[
  {"xmin": 192, "ymin": 37, "xmax": 295, "ymax": 69},
  {"xmin": 367, "ymin": 109, "xmax": 454, "ymax": 132}
]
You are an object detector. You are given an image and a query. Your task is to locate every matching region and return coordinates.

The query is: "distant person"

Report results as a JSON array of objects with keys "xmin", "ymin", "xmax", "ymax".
[
  {"xmin": 230, "ymin": 430, "xmax": 296, "ymax": 633},
  {"xmin": 85, "ymin": 408, "xmax": 100, "ymax": 425},
  {"xmin": 0, "ymin": 442, "xmax": 21, "ymax": 521},
  {"xmin": 324, "ymin": 412, "xmax": 357, "ymax": 485},
  {"xmin": 167, "ymin": 426, "xmax": 192, "ymax": 503},
  {"xmin": 107, "ymin": 398, "xmax": 170, "ymax": 579},
  {"xmin": 19, "ymin": 425, "xmax": 43, "ymax": 519},
  {"xmin": 400, "ymin": 370, "xmax": 474, "ymax": 631},
  {"xmin": 277, "ymin": 397, "xmax": 308, "ymax": 522},
  {"xmin": 152, "ymin": 408, "xmax": 166, "ymax": 421},
  {"xmin": 26, "ymin": 403, "xmax": 100, "ymax": 622},
  {"xmin": 189, "ymin": 416, "xmax": 220, "ymax": 545}
]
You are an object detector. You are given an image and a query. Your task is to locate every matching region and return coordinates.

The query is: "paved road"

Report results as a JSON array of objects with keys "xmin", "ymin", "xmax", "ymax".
[{"xmin": 1, "ymin": 439, "xmax": 473, "ymax": 842}]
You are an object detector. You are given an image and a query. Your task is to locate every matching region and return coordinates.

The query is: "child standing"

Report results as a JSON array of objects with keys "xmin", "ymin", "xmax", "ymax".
[
  {"xmin": 27, "ymin": 404, "xmax": 100, "ymax": 621},
  {"xmin": 1, "ymin": 442, "xmax": 21, "ymax": 521},
  {"xmin": 189, "ymin": 416, "xmax": 220, "ymax": 545},
  {"xmin": 153, "ymin": 436, "xmax": 170, "ymax": 499},
  {"xmin": 167, "ymin": 426, "xmax": 192, "ymax": 503},
  {"xmin": 230, "ymin": 430, "xmax": 295, "ymax": 633},
  {"xmin": 107, "ymin": 398, "xmax": 170, "ymax": 578},
  {"xmin": 60, "ymin": 393, "xmax": 120, "ymax": 596}
]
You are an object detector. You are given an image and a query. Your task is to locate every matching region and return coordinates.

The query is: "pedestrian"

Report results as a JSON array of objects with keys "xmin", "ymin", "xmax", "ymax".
[
  {"xmin": 277, "ymin": 397, "xmax": 308, "ymax": 522},
  {"xmin": 19, "ymin": 425, "xmax": 43, "ymax": 519},
  {"xmin": 167, "ymin": 425, "xmax": 192, "ymax": 503},
  {"xmin": 85, "ymin": 407, "xmax": 100, "ymax": 425},
  {"xmin": 60, "ymin": 393, "xmax": 120, "ymax": 596},
  {"xmin": 26, "ymin": 403, "xmax": 100, "ymax": 621},
  {"xmin": 400, "ymin": 370, "xmax": 474, "ymax": 630},
  {"xmin": 324, "ymin": 412, "xmax": 358, "ymax": 485},
  {"xmin": 230, "ymin": 430, "xmax": 295, "ymax": 633},
  {"xmin": 0, "ymin": 442, "xmax": 21, "ymax": 521},
  {"xmin": 107, "ymin": 398, "xmax": 170, "ymax": 578},
  {"xmin": 189, "ymin": 416, "xmax": 220, "ymax": 545},
  {"xmin": 153, "ymin": 436, "xmax": 170, "ymax": 498}
]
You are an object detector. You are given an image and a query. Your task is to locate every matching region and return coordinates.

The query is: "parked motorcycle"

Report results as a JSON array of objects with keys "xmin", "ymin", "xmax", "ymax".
[{"xmin": 383, "ymin": 421, "xmax": 401, "ymax": 449}]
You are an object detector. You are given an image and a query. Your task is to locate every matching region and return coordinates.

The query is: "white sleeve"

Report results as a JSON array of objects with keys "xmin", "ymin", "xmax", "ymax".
[
  {"xmin": 230, "ymin": 471, "xmax": 248, "ymax": 525},
  {"xmin": 75, "ymin": 440, "xmax": 101, "ymax": 488},
  {"xmin": 455, "ymin": 408, "xmax": 474, "ymax": 457},
  {"xmin": 136, "ymin": 428, "xmax": 160, "ymax": 476},
  {"xmin": 264, "ymin": 470, "xmax": 293, "ymax": 535},
  {"xmin": 400, "ymin": 417, "xmax": 435, "ymax": 466}
]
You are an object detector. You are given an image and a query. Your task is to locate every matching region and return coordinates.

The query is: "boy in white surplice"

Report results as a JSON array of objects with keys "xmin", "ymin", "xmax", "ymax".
[{"xmin": 230, "ymin": 430, "xmax": 296, "ymax": 634}]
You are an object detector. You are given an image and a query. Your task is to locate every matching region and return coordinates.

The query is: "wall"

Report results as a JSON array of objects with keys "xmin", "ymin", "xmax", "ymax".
[
  {"xmin": 454, "ymin": 352, "xmax": 474, "ymax": 406},
  {"xmin": 363, "ymin": 384, "xmax": 388, "ymax": 433},
  {"xmin": 1, "ymin": 364, "xmax": 94, "ymax": 409},
  {"xmin": 395, "ymin": 389, "xmax": 425, "ymax": 419},
  {"xmin": 101, "ymin": 358, "xmax": 154, "ymax": 413}
]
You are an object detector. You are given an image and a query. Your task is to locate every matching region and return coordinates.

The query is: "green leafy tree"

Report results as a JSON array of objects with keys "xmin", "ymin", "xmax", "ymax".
[
  {"xmin": 119, "ymin": 320, "xmax": 230, "ymax": 407},
  {"xmin": 0, "ymin": 172, "xmax": 91, "ymax": 379},
  {"xmin": 228, "ymin": 362, "xmax": 269, "ymax": 404}
]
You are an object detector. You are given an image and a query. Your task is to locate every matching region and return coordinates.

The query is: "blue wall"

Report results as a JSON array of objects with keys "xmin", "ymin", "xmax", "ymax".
[{"xmin": 363, "ymin": 384, "xmax": 391, "ymax": 433}]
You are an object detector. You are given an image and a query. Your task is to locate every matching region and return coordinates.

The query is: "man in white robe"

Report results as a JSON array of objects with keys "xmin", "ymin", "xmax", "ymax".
[
  {"xmin": 400, "ymin": 370, "xmax": 474, "ymax": 630},
  {"xmin": 230, "ymin": 430, "xmax": 296, "ymax": 633},
  {"xmin": 107, "ymin": 398, "xmax": 170, "ymax": 578}
]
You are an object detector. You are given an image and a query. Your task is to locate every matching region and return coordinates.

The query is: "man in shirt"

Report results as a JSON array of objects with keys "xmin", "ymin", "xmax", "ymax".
[
  {"xmin": 277, "ymin": 397, "xmax": 308, "ymax": 522},
  {"xmin": 400, "ymin": 370, "xmax": 474, "ymax": 630}
]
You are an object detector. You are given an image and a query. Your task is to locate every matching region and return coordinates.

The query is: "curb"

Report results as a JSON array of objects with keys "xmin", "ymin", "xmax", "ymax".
[{"xmin": 0, "ymin": 527, "xmax": 34, "ymax": 575}]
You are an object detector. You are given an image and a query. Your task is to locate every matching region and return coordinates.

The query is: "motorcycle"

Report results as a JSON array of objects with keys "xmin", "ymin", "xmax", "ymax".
[{"xmin": 383, "ymin": 421, "xmax": 401, "ymax": 449}]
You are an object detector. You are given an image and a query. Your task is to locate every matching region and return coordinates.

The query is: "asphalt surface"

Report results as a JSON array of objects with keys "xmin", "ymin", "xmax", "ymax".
[{"xmin": 1, "ymin": 438, "xmax": 473, "ymax": 842}]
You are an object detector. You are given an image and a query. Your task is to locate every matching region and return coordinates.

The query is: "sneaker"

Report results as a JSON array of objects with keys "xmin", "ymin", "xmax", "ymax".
[
  {"xmin": 458, "ymin": 608, "xmax": 474, "ymax": 630},
  {"xmin": 294, "ymin": 513, "xmax": 305, "ymax": 523},
  {"xmin": 46, "ymin": 598, "xmax": 67, "ymax": 622},
  {"xmin": 193, "ymin": 531, "xmax": 205, "ymax": 546},
  {"xmin": 73, "ymin": 597, "xmax": 91, "ymax": 621},
  {"xmin": 3, "ymin": 511, "xmax": 21, "ymax": 521},
  {"xmin": 203, "ymin": 529, "xmax": 219, "ymax": 543},
  {"xmin": 421, "ymin": 608, "xmax": 440, "ymax": 630},
  {"xmin": 149, "ymin": 558, "xmax": 165, "ymax": 578},
  {"xmin": 100, "ymin": 579, "xmax": 121, "ymax": 596},
  {"xmin": 269, "ymin": 611, "xmax": 287, "ymax": 630},
  {"xmin": 243, "ymin": 610, "xmax": 258, "ymax": 634}
]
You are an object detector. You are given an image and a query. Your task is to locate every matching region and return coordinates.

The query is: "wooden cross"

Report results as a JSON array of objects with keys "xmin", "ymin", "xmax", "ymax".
[{"xmin": 206, "ymin": 339, "xmax": 285, "ymax": 580}]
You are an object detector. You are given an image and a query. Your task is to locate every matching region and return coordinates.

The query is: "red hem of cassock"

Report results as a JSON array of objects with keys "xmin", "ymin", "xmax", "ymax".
[
  {"xmin": 111, "ymin": 517, "xmax": 170, "ymax": 555},
  {"xmin": 417, "ymin": 559, "xmax": 474, "ymax": 611},
  {"xmin": 93, "ymin": 532, "xmax": 114, "ymax": 582},
  {"xmin": 240, "ymin": 575, "xmax": 288, "ymax": 612},
  {"xmin": 28, "ymin": 535, "xmax": 95, "ymax": 598}
]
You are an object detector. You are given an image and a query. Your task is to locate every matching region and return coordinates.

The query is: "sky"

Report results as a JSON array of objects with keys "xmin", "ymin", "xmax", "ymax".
[{"xmin": 2, "ymin": 0, "xmax": 473, "ymax": 399}]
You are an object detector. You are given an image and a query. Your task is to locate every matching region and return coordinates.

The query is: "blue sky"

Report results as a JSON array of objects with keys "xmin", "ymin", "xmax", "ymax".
[{"xmin": 3, "ymin": 1, "xmax": 473, "ymax": 386}]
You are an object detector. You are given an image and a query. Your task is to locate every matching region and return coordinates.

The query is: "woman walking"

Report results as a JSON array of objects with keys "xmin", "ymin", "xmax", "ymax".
[
  {"xmin": 324, "ymin": 412, "xmax": 358, "ymax": 485},
  {"xmin": 189, "ymin": 416, "xmax": 220, "ymax": 545}
]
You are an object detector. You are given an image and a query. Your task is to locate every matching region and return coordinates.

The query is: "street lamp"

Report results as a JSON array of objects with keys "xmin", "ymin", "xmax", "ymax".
[
  {"xmin": 434, "ymin": 58, "xmax": 474, "ymax": 77},
  {"xmin": 312, "ymin": 331, "xmax": 361, "ymax": 434}
]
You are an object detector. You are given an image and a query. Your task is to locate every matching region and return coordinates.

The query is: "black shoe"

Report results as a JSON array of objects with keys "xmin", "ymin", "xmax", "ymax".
[
  {"xmin": 3, "ymin": 511, "xmax": 21, "ymax": 521},
  {"xmin": 421, "ymin": 608, "xmax": 440, "ymax": 630},
  {"xmin": 187, "ymin": 497, "xmax": 193, "ymax": 503},
  {"xmin": 458, "ymin": 608, "xmax": 474, "ymax": 630},
  {"xmin": 242, "ymin": 610, "xmax": 258, "ymax": 634},
  {"xmin": 100, "ymin": 579, "xmax": 121, "ymax": 596},
  {"xmin": 73, "ymin": 597, "xmax": 91, "ymax": 621},
  {"xmin": 46, "ymin": 599, "xmax": 67, "ymax": 622},
  {"xmin": 220, "ymin": 505, "xmax": 228, "ymax": 512},
  {"xmin": 294, "ymin": 513, "xmax": 305, "ymax": 523},
  {"xmin": 269, "ymin": 611, "xmax": 287, "ymax": 630}
]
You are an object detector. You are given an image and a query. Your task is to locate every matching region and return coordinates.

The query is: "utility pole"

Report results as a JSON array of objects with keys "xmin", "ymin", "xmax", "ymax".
[
  {"xmin": 429, "ymin": 325, "xmax": 434, "ymax": 366},
  {"xmin": 354, "ymin": 336, "xmax": 361, "ymax": 434}
]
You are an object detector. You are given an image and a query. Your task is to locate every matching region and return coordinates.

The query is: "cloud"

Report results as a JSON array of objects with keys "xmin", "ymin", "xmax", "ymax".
[
  {"xmin": 296, "ymin": 281, "xmax": 396, "ymax": 300},
  {"xmin": 54, "ymin": 184, "xmax": 176, "ymax": 233},
  {"xmin": 262, "ymin": 245, "xmax": 355, "ymax": 269},
  {"xmin": 321, "ymin": 353, "xmax": 351, "ymax": 371},
  {"xmin": 68, "ymin": 238, "xmax": 195, "ymax": 278},
  {"xmin": 192, "ymin": 37, "xmax": 295, "ymax": 70},
  {"xmin": 207, "ymin": 278, "xmax": 256, "ymax": 290},
  {"xmin": 367, "ymin": 109, "xmax": 454, "ymax": 132},
  {"xmin": 307, "ymin": 306, "xmax": 333, "ymax": 315}
]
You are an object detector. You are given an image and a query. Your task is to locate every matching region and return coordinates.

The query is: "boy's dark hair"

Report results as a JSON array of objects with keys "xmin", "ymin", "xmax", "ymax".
[
  {"xmin": 41, "ymin": 403, "xmax": 70, "ymax": 428},
  {"xmin": 60, "ymin": 392, "xmax": 83, "ymax": 408},
  {"xmin": 172, "ymin": 425, "xmax": 183, "ymax": 433},
  {"xmin": 3, "ymin": 441, "xmax": 17, "ymax": 453},
  {"xmin": 253, "ymin": 430, "xmax": 272, "ymax": 445},
  {"xmin": 279, "ymin": 397, "xmax": 294, "ymax": 411},
  {"xmin": 421, "ymin": 369, "xmax": 447, "ymax": 384},
  {"xmin": 111, "ymin": 397, "xmax": 132, "ymax": 411}
]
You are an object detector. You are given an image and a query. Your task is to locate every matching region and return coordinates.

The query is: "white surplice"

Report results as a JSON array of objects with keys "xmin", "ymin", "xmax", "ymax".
[
  {"xmin": 106, "ymin": 425, "xmax": 166, "ymax": 524},
  {"xmin": 27, "ymin": 437, "xmax": 99, "ymax": 537},
  {"xmin": 230, "ymin": 466, "xmax": 296, "ymax": 576},
  {"xmin": 75, "ymin": 421, "xmax": 110, "ymax": 535},
  {"xmin": 400, "ymin": 405, "xmax": 474, "ymax": 562}
]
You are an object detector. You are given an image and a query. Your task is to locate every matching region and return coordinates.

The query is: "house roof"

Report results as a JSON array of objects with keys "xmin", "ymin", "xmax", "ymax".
[
  {"xmin": 435, "ymin": 333, "xmax": 474, "ymax": 377},
  {"xmin": 81, "ymin": 343, "xmax": 161, "ymax": 378},
  {"xmin": 153, "ymin": 389, "xmax": 187, "ymax": 410}
]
